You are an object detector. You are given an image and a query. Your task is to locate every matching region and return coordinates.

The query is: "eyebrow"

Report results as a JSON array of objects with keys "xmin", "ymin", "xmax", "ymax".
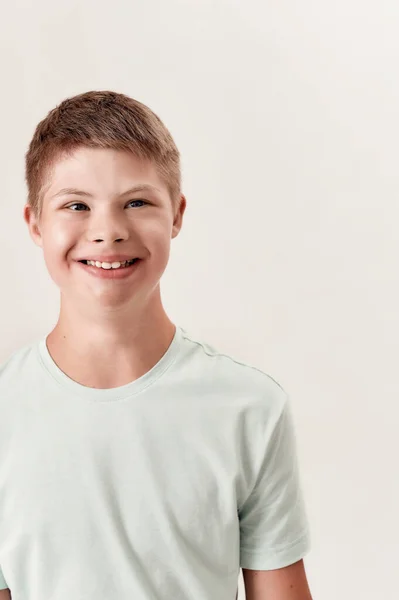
[{"xmin": 51, "ymin": 184, "xmax": 161, "ymax": 200}]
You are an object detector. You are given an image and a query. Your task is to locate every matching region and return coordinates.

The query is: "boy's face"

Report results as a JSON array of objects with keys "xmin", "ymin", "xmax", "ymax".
[{"xmin": 24, "ymin": 147, "xmax": 186, "ymax": 310}]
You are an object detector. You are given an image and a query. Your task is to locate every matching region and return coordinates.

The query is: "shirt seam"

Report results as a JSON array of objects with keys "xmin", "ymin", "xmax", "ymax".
[
  {"xmin": 240, "ymin": 528, "xmax": 310, "ymax": 554},
  {"xmin": 35, "ymin": 340, "xmax": 182, "ymax": 403},
  {"xmin": 180, "ymin": 330, "xmax": 287, "ymax": 394}
]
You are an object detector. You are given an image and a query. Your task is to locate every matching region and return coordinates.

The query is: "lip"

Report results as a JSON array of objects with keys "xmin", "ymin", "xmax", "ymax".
[
  {"xmin": 75, "ymin": 255, "xmax": 139, "ymax": 263},
  {"xmin": 76, "ymin": 258, "xmax": 141, "ymax": 279}
]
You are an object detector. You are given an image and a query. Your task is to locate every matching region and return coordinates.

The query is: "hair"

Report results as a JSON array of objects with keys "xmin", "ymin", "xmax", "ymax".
[{"xmin": 25, "ymin": 90, "xmax": 182, "ymax": 221}]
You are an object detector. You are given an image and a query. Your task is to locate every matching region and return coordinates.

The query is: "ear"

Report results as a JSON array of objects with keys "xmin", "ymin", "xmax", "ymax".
[
  {"xmin": 23, "ymin": 203, "xmax": 43, "ymax": 248},
  {"xmin": 171, "ymin": 194, "xmax": 187, "ymax": 239}
]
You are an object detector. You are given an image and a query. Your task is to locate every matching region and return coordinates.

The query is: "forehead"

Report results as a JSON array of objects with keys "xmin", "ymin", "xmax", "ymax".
[{"xmin": 43, "ymin": 147, "xmax": 167, "ymax": 199}]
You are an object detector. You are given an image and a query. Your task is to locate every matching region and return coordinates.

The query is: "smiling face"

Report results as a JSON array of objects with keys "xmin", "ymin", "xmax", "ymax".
[{"xmin": 24, "ymin": 147, "xmax": 186, "ymax": 312}]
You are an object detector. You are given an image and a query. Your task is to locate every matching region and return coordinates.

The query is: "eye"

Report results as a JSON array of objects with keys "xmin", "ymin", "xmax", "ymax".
[
  {"xmin": 66, "ymin": 203, "xmax": 88, "ymax": 211},
  {"xmin": 127, "ymin": 199, "xmax": 147, "ymax": 208},
  {"xmin": 65, "ymin": 200, "xmax": 148, "ymax": 211}
]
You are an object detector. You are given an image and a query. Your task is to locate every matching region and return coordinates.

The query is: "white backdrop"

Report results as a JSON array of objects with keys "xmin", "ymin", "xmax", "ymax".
[{"xmin": 1, "ymin": 1, "xmax": 398, "ymax": 599}]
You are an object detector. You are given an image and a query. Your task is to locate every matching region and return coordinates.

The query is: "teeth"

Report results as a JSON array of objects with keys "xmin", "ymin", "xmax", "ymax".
[{"xmin": 85, "ymin": 259, "xmax": 135, "ymax": 269}]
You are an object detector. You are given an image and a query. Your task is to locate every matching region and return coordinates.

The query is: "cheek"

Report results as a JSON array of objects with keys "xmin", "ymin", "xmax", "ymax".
[
  {"xmin": 138, "ymin": 215, "xmax": 171, "ymax": 252},
  {"xmin": 41, "ymin": 221, "xmax": 78, "ymax": 266},
  {"xmin": 146, "ymin": 225, "xmax": 172, "ymax": 266}
]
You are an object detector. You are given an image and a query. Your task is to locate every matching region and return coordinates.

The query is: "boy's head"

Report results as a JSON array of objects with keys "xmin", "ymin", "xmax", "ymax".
[
  {"xmin": 23, "ymin": 90, "xmax": 186, "ymax": 311},
  {"xmin": 25, "ymin": 90, "xmax": 183, "ymax": 223}
]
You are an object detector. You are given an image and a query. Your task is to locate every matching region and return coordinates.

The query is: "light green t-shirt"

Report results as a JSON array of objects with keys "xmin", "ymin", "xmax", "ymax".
[{"xmin": 0, "ymin": 325, "xmax": 311, "ymax": 599}]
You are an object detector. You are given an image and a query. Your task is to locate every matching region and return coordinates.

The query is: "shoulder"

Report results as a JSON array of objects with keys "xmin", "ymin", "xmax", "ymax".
[
  {"xmin": 0, "ymin": 339, "xmax": 37, "ymax": 373},
  {"xmin": 0, "ymin": 339, "xmax": 41, "ymax": 397},
  {"xmin": 179, "ymin": 326, "xmax": 288, "ymax": 416}
]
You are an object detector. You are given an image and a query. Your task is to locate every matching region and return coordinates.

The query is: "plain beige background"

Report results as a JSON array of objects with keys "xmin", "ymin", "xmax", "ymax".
[{"xmin": 1, "ymin": 1, "xmax": 398, "ymax": 599}]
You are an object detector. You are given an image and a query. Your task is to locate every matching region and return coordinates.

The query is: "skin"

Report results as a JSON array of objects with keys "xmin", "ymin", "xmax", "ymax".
[
  {"xmin": 24, "ymin": 147, "xmax": 187, "ymax": 388},
  {"xmin": 242, "ymin": 560, "xmax": 313, "ymax": 599}
]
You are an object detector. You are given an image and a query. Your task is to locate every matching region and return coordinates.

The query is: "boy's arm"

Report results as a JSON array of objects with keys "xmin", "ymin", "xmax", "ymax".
[
  {"xmin": 0, "ymin": 589, "xmax": 11, "ymax": 599},
  {"xmin": 242, "ymin": 559, "xmax": 312, "ymax": 600}
]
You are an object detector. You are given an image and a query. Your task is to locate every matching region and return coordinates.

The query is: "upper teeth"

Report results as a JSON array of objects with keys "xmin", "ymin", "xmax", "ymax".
[{"xmin": 86, "ymin": 259, "xmax": 135, "ymax": 269}]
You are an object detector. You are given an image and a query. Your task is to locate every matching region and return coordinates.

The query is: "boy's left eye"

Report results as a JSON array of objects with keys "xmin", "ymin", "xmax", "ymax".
[{"xmin": 127, "ymin": 200, "xmax": 147, "ymax": 208}]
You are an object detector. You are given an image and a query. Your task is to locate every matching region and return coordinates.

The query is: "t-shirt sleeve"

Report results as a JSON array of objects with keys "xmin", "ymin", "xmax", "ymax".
[
  {"xmin": 238, "ymin": 395, "xmax": 311, "ymax": 570},
  {"xmin": 0, "ymin": 565, "xmax": 8, "ymax": 589}
]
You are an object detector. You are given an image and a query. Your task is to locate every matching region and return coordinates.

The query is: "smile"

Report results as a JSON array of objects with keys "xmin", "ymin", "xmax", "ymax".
[
  {"xmin": 77, "ymin": 258, "xmax": 141, "ymax": 279},
  {"xmin": 79, "ymin": 258, "xmax": 139, "ymax": 270}
]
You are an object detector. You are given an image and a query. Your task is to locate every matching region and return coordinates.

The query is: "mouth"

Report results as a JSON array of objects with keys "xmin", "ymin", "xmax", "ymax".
[
  {"xmin": 76, "ymin": 257, "xmax": 142, "ymax": 280},
  {"xmin": 78, "ymin": 258, "xmax": 139, "ymax": 270}
]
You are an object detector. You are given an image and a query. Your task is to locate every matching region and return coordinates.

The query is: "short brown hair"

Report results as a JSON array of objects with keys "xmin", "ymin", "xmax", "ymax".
[{"xmin": 25, "ymin": 90, "xmax": 182, "ymax": 220}]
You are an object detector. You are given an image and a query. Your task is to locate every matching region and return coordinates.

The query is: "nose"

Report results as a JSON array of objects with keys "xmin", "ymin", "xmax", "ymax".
[{"xmin": 87, "ymin": 207, "xmax": 130, "ymax": 244}]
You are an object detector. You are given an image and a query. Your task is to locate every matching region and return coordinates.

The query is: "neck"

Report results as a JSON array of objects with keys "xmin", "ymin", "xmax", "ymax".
[{"xmin": 45, "ymin": 289, "xmax": 176, "ymax": 389}]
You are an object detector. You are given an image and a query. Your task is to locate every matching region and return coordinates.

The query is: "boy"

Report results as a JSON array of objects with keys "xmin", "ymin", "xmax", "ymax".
[{"xmin": 0, "ymin": 91, "xmax": 312, "ymax": 599}]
